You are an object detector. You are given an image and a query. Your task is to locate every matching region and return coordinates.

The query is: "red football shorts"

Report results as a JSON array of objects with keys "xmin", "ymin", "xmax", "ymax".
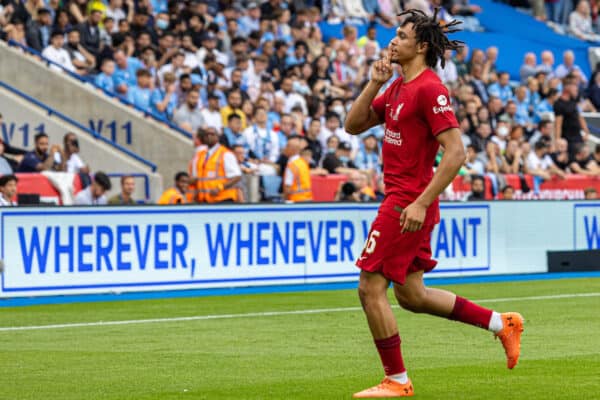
[{"xmin": 355, "ymin": 210, "xmax": 437, "ymax": 284}]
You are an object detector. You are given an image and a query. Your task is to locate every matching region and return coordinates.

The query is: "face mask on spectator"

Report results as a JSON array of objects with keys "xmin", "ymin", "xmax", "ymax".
[
  {"xmin": 156, "ymin": 19, "xmax": 169, "ymax": 30},
  {"xmin": 497, "ymin": 125, "xmax": 509, "ymax": 137},
  {"xmin": 328, "ymin": 148, "xmax": 336, "ymax": 154},
  {"xmin": 339, "ymin": 155, "xmax": 349, "ymax": 163},
  {"xmin": 332, "ymin": 105, "xmax": 345, "ymax": 118}
]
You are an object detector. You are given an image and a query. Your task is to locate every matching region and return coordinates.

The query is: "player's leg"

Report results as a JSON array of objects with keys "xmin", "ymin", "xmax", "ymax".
[
  {"xmin": 358, "ymin": 270, "xmax": 398, "ymax": 339},
  {"xmin": 393, "ymin": 270, "xmax": 524, "ymax": 369},
  {"xmin": 354, "ymin": 270, "xmax": 414, "ymax": 398}
]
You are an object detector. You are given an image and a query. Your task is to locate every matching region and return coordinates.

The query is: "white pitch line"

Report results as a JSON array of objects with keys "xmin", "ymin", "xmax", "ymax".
[{"xmin": 1, "ymin": 292, "xmax": 599, "ymax": 332}]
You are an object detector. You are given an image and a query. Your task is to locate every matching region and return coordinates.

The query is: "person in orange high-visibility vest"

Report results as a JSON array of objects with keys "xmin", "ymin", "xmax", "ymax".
[
  {"xmin": 194, "ymin": 127, "xmax": 242, "ymax": 203},
  {"xmin": 187, "ymin": 129, "xmax": 207, "ymax": 202},
  {"xmin": 157, "ymin": 172, "xmax": 190, "ymax": 205},
  {"xmin": 283, "ymin": 136, "xmax": 315, "ymax": 202}
]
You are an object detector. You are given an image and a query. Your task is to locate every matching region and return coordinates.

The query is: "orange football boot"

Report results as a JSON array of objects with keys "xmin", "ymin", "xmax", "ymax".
[
  {"xmin": 353, "ymin": 378, "xmax": 414, "ymax": 398},
  {"xmin": 495, "ymin": 312, "xmax": 524, "ymax": 369}
]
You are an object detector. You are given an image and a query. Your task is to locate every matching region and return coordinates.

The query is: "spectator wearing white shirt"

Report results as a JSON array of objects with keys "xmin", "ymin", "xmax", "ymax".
[
  {"xmin": 157, "ymin": 52, "xmax": 189, "ymax": 85},
  {"xmin": 201, "ymin": 93, "xmax": 224, "ymax": 133},
  {"xmin": 196, "ymin": 32, "xmax": 228, "ymax": 67},
  {"xmin": 526, "ymin": 141, "xmax": 566, "ymax": 180},
  {"xmin": 42, "ymin": 30, "xmax": 75, "ymax": 72},
  {"xmin": 74, "ymin": 171, "xmax": 112, "ymax": 205},
  {"xmin": 63, "ymin": 132, "xmax": 89, "ymax": 174},
  {"xmin": 180, "ymin": 34, "xmax": 200, "ymax": 70},
  {"xmin": 105, "ymin": 0, "xmax": 133, "ymax": 31},
  {"xmin": 0, "ymin": 174, "xmax": 18, "ymax": 207},
  {"xmin": 318, "ymin": 112, "xmax": 360, "ymax": 159},
  {"xmin": 274, "ymin": 77, "xmax": 308, "ymax": 115},
  {"xmin": 243, "ymin": 106, "xmax": 280, "ymax": 175},
  {"xmin": 246, "ymin": 55, "xmax": 270, "ymax": 98},
  {"xmin": 568, "ymin": 0, "xmax": 600, "ymax": 42},
  {"xmin": 436, "ymin": 49, "xmax": 458, "ymax": 84}
]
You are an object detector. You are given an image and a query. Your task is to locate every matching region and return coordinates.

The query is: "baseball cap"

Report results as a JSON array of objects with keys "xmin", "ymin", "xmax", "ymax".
[
  {"xmin": 248, "ymin": 2, "xmax": 259, "ymax": 9},
  {"xmin": 337, "ymin": 142, "xmax": 352, "ymax": 151}
]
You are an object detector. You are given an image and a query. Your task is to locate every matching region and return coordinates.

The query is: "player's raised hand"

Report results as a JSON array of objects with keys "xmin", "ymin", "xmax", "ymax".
[{"xmin": 370, "ymin": 52, "xmax": 393, "ymax": 84}]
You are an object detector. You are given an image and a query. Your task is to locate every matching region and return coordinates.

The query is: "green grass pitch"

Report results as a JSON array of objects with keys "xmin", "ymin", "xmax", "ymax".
[{"xmin": 1, "ymin": 277, "xmax": 599, "ymax": 399}]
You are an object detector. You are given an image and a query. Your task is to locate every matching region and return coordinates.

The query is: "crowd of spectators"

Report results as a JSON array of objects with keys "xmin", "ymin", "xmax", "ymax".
[{"xmin": 0, "ymin": 0, "xmax": 599, "ymax": 205}]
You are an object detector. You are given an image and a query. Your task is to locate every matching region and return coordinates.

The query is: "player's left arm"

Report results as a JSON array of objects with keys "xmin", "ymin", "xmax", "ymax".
[{"xmin": 400, "ymin": 128, "xmax": 466, "ymax": 233}]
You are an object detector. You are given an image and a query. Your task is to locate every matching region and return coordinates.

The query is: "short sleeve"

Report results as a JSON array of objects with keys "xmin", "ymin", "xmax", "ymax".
[
  {"xmin": 371, "ymin": 92, "xmax": 387, "ymax": 121},
  {"xmin": 283, "ymin": 166, "xmax": 294, "ymax": 186},
  {"xmin": 150, "ymin": 89, "xmax": 162, "ymax": 105},
  {"xmin": 223, "ymin": 151, "xmax": 242, "ymax": 178},
  {"xmin": 553, "ymin": 101, "xmax": 565, "ymax": 116},
  {"xmin": 420, "ymin": 83, "xmax": 459, "ymax": 136},
  {"xmin": 19, "ymin": 153, "xmax": 41, "ymax": 172}
]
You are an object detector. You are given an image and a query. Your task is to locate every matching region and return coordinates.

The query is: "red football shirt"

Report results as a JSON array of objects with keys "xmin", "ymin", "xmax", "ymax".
[{"xmin": 371, "ymin": 69, "xmax": 459, "ymax": 226}]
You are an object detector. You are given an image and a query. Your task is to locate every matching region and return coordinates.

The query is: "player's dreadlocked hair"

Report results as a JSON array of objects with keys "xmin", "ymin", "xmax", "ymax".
[{"xmin": 397, "ymin": 8, "xmax": 464, "ymax": 69}]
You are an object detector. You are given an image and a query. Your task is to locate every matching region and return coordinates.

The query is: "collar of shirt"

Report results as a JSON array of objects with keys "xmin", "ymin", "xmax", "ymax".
[{"xmin": 207, "ymin": 143, "xmax": 221, "ymax": 158}]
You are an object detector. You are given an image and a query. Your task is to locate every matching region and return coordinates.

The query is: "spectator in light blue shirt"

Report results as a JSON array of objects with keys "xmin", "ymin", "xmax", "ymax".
[
  {"xmin": 127, "ymin": 69, "xmax": 153, "ymax": 111},
  {"xmin": 285, "ymin": 41, "xmax": 308, "ymax": 68},
  {"xmin": 239, "ymin": 2, "xmax": 261, "ymax": 35},
  {"xmin": 361, "ymin": 0, "xmax": 395, "ymax": 26},
  {"xmin": 113, "ymin": 49, "xmax": 143, "ymax": 97},
  {"xmin": 526, "ymin": 77, "xmax": 542, "ymax": 111},
  {"xmin": 554, "ymin": 50, "xmax": 588, "ymax": 85},
  {"xmin": 354, "ymin": 134, "xmax": 381, "ymax": 175},
  {"xmin": 151, "ymin": 72, "xmax": 178, "ymax": 121},
  {"xmin": 151, "ymin": 0, "xmax": 168, "ymax": 14},
  {"xmin": 513, "ymin": 86, "xmax": 532, "ymax": 127},
  {"xmin": 95, "ymin": 59, "xmax": 116, "ymax": 94},
  {"xmin": 487, "ymin": 72, "xmax": 514, "ymax": 105},
  {"xmin": 533, "ymin": 88, "xmax": 560, "ymax": 123}
]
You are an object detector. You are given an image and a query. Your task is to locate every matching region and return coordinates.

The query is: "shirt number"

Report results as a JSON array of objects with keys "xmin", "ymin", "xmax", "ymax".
[{"xmin": 364, "ymin": 230, "xmax": 381, "ymax": 254}]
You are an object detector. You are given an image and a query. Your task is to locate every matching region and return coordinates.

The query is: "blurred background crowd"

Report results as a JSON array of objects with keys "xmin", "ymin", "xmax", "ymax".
[{"xmin": 0, "ymin": 0, "xmax": 599, "ymax": 206}]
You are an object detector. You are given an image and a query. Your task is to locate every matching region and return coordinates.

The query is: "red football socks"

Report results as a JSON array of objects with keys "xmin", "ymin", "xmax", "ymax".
[
  {"xmin": 374, "ymin": 333, "xmax": 406, "ymax": 375},
  {"xmin": 448, "ymin": 296, "xmax": 493, "ymax": 329}
]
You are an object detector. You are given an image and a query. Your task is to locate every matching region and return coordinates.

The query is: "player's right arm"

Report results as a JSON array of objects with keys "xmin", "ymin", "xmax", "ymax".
[{"xmin": 345, "ymin": 55, "xmax": 393, "ymax": 135}]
